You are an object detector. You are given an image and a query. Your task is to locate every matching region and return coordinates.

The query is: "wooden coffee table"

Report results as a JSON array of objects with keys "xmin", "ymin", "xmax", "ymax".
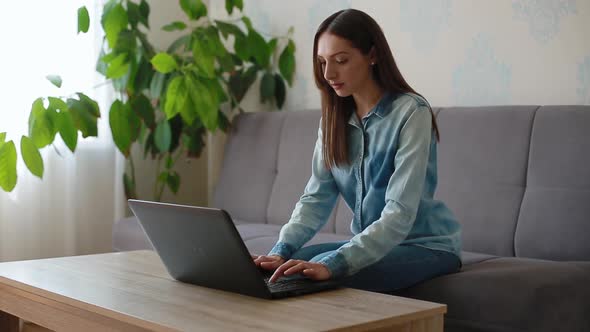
[{"xmin": 0, "ymin": 250, "xmax": 446, "ymax": 331}]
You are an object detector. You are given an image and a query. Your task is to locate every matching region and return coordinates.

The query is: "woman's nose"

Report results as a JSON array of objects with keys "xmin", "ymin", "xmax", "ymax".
[{"xmin": 324, "ymin": 63, "xmax": 336, "ymax": 81}]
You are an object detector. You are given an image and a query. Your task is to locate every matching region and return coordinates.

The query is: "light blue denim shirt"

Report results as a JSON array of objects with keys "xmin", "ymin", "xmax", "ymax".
[{"xmin": 268, "ymin": 92, "xmax": 462, "ymax": 278}]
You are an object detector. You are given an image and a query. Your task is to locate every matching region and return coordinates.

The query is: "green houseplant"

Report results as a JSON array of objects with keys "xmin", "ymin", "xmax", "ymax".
[{"xmin": 0, "ymin": 0, "xmax": 296, "ymax": 201}]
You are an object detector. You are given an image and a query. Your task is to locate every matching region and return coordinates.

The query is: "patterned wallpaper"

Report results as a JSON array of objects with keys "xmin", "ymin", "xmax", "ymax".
[{"xmin": 210, "ymin": 0, "xmax": 590, "ymax": 109}]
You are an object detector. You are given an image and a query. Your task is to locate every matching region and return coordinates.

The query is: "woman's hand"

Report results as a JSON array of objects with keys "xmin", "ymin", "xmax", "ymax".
[
  {"xmin": 269, "ymin": 259, "xmax": 332, "ymax": 282},
  {"xmin": 252, "ymin": 254, "xmax": 285, "ymax": 270}
]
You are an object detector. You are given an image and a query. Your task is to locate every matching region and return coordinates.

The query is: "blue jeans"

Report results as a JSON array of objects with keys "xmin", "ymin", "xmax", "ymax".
[{"xmin": 291, "ymin": 241, "xmax": 461, "ymax": 293}]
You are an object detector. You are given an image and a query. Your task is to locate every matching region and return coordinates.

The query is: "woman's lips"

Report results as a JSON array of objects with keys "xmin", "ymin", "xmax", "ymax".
[{"xmin": 331, "ymin": 83, "xmax": 344, "ymax": 90}]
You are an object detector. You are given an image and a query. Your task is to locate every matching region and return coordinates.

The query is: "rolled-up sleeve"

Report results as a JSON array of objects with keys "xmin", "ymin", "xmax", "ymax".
[{"xmin": 318, "ymin": 106, "xmax": 432, "ymax": 277}]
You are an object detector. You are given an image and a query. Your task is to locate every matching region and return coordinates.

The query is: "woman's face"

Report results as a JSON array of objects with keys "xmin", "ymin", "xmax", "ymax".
[{"xmin": 317, "ymin": 32, "xmax": 375, "ymax": 97}]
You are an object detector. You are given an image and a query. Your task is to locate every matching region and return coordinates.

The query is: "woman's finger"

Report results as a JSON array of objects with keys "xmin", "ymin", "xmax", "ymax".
[
  {"xmin": 269, "ymin": 260, "xmax": 300, "ymax": 282},
  {"xmin": 284, "ymin": 262, "xmax": 307, "ymax": 276}
]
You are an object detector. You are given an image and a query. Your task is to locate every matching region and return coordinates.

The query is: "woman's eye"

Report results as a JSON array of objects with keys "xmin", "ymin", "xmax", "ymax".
[{"xmin": 336, "ymin": 59, "xmax": 348, "ymax": 64}]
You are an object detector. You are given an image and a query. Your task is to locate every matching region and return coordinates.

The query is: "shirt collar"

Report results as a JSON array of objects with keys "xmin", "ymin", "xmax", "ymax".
[{"xmin": 347, "ymin": 91, "xmax": 396, "ymax": 126}]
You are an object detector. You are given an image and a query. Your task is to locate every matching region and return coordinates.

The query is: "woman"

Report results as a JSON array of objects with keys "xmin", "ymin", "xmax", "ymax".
[{"xmin": 253, "ymin": 9, "xmax": 462, "ymax": 293}]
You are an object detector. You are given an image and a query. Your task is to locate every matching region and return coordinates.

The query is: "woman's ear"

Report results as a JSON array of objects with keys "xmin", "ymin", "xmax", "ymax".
[{"xmin": 368, "ymin": 46, "xmax": 377, "ymax": 65}]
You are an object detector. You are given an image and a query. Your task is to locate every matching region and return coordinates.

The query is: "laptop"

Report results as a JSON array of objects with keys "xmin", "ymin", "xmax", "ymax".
[{"xmin": 128, "ymin": 199, "xmax": 341, "ymax": 299}]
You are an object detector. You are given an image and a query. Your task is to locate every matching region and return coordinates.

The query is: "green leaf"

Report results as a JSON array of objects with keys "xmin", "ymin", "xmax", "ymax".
[
  {"xmin": 127, "ymin": 2, "xmax": 140, "ymax": 28},
  {"xmin": 242, "ymin": 65, "xmax": 258, "ymax": 90},
  {"xmin": 154, "ymin": 120, "xmax": 172, "ymax": 152},
  {"xmin": 279, "ymin": 40, "xmax": 296, "ymax": 86},
  {"xmin": 77, "ymin": 6, "xmax": 90, "ymax": 34},
  {"xmin": 168, "ymin": 114, "xmax": 184, "ymax": 152},
  {"xmin": 46, "ymin": 75, "xmax": 62, "ymax": 88},
  {"xmin": 225, "ymin": 0, "xmax": 243, "ymax": 15},
  {"xmin": 133, "ymin": 57, "xmax": 154, "ymax": 93},
  {"xmin": 0, "ymin": 141, "xmax": 17, "ymax": 192},
  {"xmin": 20, "ymin": 136, "xmax": 43, "ymax": 178},
  {"xmin": 180, "ymin": 0, "xmax": 207, "ymax": 20},
  {"xmin": 234, "ymin": 0, "xmax": 244, "ymax": 11},
  {"xmin": 131, "ymin": 94, "xmax": 155, "ymax": 128},
  {"xmin": 68, "ymin": 98, "xmax": 98, "ymax": 138},
  {"xmin": 192, "ymin": 40, "xmax": 215, "ymax": 78},
  {"xmin": 211, "ymin": 77, "xmax": 228, "ymax": 104},
  {"xmin": 143, "ymin": 131, "xmax": 157, "ymax": 159},
  {"xmin": 218, "ymin": 53, "xmax": 235, "ymax": 73},
  {"xmin": 109, "ymin": 100, "xmax": 132, "ymax": 156},
  {"xmin": 241, "ymin": 16, "xmax": 253, "ymax": 31},
  {"xmin": 234, "ymin": 33, "xmax": 249, "ymax": 61},
  {"xmin": 182, "ymin": 126, "xmax": 206, "ymax": 158},
  {"xmin": 274, "ymin": 73, "xmax": 286, "ymax": 109},
  {"xmin": 28, "ymin": 98, "xmax": 56, "ymax": 148},
  {"xmin": 162, "ymin": 21, "xmax": 187, "ymax": 31},
  {"xmin": 123, "ymin": 172, "xmax": 137, "ymax": 199},
  {"xmin": 0, "ymin": 133, "xmax": 6, "ymax": 144},
  {"xmin": 48, "ymin": 97, "xmax": 68, "ymax": 112},
  {"xmin": 186, "ymin": 76, "xmax": 219, "ymax": 130},
  {"xmin": 164, "ymin": 76, "xmax": 184, "ymax": 119},
  {"xmin": 56, "ymin": 111, "xmax": 77, "ymax": 152},
  {"xmin": 167, "ymin": 171, "xmax": 180, "ymax": 194},
  {"xmin": 260, "ymin": 71, "xmax": 275, "ymax": 103},
  {"xmin": 151, "ymin": 53, "xmax": 178, "ymax": 74},
  {"xmin": 138, "ymin": 0, "xmax": 150, "ymax": 28},
  {"xmin": 215, "ymin": 20, "xmax": 245, "ymax": 39},
  {"xmin": 113, "ymin": 30, "xmax": 136, "ymax": 53},
  {"xmin": 167, "ymin": 34, "xmax": 191, "ymax": 53},
  {"xmin": 103, "ymin": 4, "xmax": 128, "ymax": 49},
  {"xmin": 150, "ymin": 71, "xmax": 166, "ymax": 99},
  {"xmin": 225, "ymin": 0, "xmax": 234, "ymax": 14},
  {"xmin": 175, "ymin": 76, "xmax": 195, "ymax": 124},
  {"xmin": 76, "ymin": 93, "xmax": 100, "ymax": 118},
  {"xmin": 268, "ymin": 38, "xmax": 278, "ymax": 54},
  {"xmin": 203, "ymin": 26, "xmax": 226, "ymax": 57},
  {"xmin": 106, "ymin": 53, "xmax": 130, "ymax": 79}
]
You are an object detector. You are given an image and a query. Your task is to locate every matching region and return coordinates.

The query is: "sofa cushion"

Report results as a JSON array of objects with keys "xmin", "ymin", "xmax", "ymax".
[
  {"xmin": 235, "ymin": 223, "xmax": 283, "ymax": 241},
  {"xmin": 515, "ymin": 106, "xmax": 590, "ymax": 261},
  {"xmin": 434, "ymin": 106, "xmax": 537, "ymax": 257},
  {"xmin": 266, "ymin": 110, "xmax": 337, "ymax": 233},
  {"xmin": 212, "ymin": 112, "xmax": 286, "ymax": 224},
  {"xmin": 395, "ymin": 257, "xmax": 590, "ymax": 332}
]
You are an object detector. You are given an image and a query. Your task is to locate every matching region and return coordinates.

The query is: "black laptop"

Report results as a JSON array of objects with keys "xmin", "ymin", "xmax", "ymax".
[{"xmin": 128, "ymin": 199, "xmax": 341, "ymax": 299}]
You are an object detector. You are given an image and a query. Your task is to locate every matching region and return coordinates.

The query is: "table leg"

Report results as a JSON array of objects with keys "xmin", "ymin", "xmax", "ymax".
[{"xmin": 0, "ymin": 310, "xmax": 20, "ymax": 332}]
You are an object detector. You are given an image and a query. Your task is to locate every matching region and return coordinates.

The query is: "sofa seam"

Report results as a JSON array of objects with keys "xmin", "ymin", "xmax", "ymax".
[{"xmin": 512, "ymin": 106, "xmax": 541, "ymax": 258}]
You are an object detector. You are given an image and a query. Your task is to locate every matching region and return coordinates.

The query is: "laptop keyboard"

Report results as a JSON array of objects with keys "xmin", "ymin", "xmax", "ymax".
[{"xmin": 263, "ymin": 276, "xmax": 313, "ymax": 293}]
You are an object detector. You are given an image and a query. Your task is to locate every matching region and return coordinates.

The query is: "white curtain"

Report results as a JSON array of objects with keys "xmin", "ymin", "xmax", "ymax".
[{"xmin": 0, "ymin": 1, "xmax": 125, "ymax": 262}]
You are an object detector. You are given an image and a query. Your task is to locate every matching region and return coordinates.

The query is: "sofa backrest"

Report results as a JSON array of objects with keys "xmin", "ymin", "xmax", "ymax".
[{"xmin": 213, "ymin": 106, "xmax": 590, "ymax": 261}]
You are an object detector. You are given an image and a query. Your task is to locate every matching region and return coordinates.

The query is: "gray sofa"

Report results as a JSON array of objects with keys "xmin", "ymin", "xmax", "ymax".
[{"xmin": 114, "ymin": 105, "xmax": 590, "ymax": 332}]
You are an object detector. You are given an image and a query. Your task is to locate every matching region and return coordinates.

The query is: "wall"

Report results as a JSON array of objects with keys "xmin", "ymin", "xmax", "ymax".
[{"xmin": 210, "ymin": 0, "xmax": 590, "ymax": 110}]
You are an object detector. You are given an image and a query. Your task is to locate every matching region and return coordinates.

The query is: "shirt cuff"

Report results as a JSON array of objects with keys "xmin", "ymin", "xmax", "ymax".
[
  {"xmin": 317, "ymin": 251, "xmax": 349, "ymax": 278},
  {"xmin": 268, "ymin": 241, "xmax": 297, "ymax": 259}
]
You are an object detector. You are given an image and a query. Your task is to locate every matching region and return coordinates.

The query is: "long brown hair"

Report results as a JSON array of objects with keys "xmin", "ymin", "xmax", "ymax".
[{"xmin": 313, "ymin": 9, "xmax": 440, "ymax": 169}]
